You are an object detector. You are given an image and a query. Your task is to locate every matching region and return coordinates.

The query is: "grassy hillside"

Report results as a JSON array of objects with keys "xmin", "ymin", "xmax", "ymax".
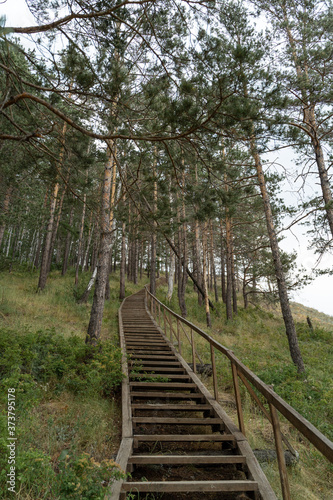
[
  {"xmin": 290, "ymin": 302, "xmax": 333, "ymax": 330},
  {"xmin": 0, "ymin": 269, "xmax": 332, "ymax": 499},
  {"xmin": 0, "ymin": 269, "xmax": 147, "ymax": 499}
]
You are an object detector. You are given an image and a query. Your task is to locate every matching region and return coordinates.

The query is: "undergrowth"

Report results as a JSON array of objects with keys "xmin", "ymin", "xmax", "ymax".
[{"xmin": 0, "ymin": 268, "xmax": 147, "ymax": 499}]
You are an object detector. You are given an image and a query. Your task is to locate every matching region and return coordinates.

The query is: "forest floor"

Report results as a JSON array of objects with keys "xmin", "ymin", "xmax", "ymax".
[{"xmin": 0, "ymin": 269, "xmax": 332, "ymax": 499}]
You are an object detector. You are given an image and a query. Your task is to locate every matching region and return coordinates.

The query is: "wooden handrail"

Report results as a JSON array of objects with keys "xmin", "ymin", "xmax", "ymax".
[{"xmin": 145, "ymin": 286, "xmax": 333, "ymax": 464}]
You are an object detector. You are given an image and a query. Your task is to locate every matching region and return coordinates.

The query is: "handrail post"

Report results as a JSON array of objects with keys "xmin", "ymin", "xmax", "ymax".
[
  {"xmin": 177, "ymin": 318, "xmax": 181, "ymax": 355},
  {"xmin": 163, "ymin": 307, "xmax": 166, "ymax": 336},
  {"xmin": 158, "ymin": 303, "xmax": 161, "ymax": 327},
  {"xmin": 210, "ymin": 343, "xmax": 218, "ymax": 400},
  {"xmin": 150, "ymin": 293, "xmax": 153, "ymax": 314},
  {"xmin": 231, "ymin": 361, "xmax": 246, "ymax": 436},
  {"xmin": 191, "ymin": 328, "xmax": 196, "ymax": 373},
  {"xmin": 269, "ymin": 403, "xmax": 291, "ymax": 500},
  {"xmin": 169, "ymin": 311, "xmax": 173, "ymax": 342}
]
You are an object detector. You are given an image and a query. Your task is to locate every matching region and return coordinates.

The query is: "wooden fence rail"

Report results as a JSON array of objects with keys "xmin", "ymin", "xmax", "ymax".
[{"xmin": 145, "ymin": 286, "xmax": 333, "ymax": 500}]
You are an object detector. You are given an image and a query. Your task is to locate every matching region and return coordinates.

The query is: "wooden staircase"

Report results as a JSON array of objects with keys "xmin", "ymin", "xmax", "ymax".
[{"xmin": 109, "ymin": 290, "xmax": 277, "ymax": 499}]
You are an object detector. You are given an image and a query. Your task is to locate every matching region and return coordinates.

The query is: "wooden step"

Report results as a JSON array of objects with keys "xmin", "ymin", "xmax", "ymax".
[
  {"xmin": 121, "ymin": 480, "xmax": 259, "ymax": 493},
  {"xmin": 126, "ymin": 341, "xmax": 167, "ymax": 346},
  {"xmin": 131, "ymin": 403, "xmax": 211, "ymax": 411},
  {"xmin": 129, "ymin": 355, "xmax": 177, "ymax": 360},
  {"xmin": 129, "ymin": 360, "xmax": 181, "ymax": 366},
  {"xmin": 124, "ymin": 335, "xmax": 162, "ymax": 339},
  {"xmin": 133, "ymin": 434, "xmax": 236, "ymax": 443},
  {"xmin": 130, "ymin": 391, "xmax": 204, "ymax": 399},
  {"xmin": 127, "ymin": 349, "xmax": 172, "ymax": 355},
  {"xmin": 123, "ymin": 323, "xmax": 161, "ymax": 335},
  {"xmin": 132, "ymin": 417, "xmax": 223, "ymax": 425},
  {"xmin": 129, "ymin": 374, "xmax": 190, "ymax": 380},
  {"xmin": 129, "ymin": 367, "xmax": 185, "ymax": 373},
  {"xmin": 129, "ymin": 454, "xmax": 246, "ymax": 465},
  {"xmin": 130, "ymin": 382, "xmax": 197, "ymax": 389}
]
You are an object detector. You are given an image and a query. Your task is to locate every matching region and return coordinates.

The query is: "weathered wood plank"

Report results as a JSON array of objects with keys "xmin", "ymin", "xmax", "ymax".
[
  {"xmin": 133, "ymin": 434, "xmax": 236, "ymax": 442},
  {"xmin": 105, "ymin": 438, "xmax": 133, "ymax": 500},
  {"xmin": 130, "ymin": 391, "xmax": 204, "ymax": 399},
  {"xmin": 132, "ymin": 417, "xmax": 223, "ymax": 424},
  {"xmin": 121, "ymin": 480, "xmax": 259, "ymax": 493},
  {"xmin": 129, "ymin": 367, "xmax": 185, "ymax": 372},
  {"xmin": 129, "ymin": 374, "xmax": 190, "ymax": 380},
  {"xmin": 131, "ymin": 404, "xmax": 211, "ymax": 411},
  {"xmin": 129, "ymin": 360, "xmax": 181, "ymax": 366},
  {"xmin": 129, "ymin": 455, "xmax": 246, "ymax": 464},
  {"xmin": 130, "ymin": 382, "xmax": 197, "ymax": 388}
]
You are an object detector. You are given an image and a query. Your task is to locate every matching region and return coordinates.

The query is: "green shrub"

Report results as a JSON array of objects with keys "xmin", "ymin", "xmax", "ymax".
[
  {"xmin": 56, "ymin": 451, "xmax": 125, "ymax": 499},
  {"xmin": 0, "ymin": 447, "xmax": 126, "ymax": 500},
  {"xmin": 0, "ymin": 328, "xmax": 123, "ymax": 400}
]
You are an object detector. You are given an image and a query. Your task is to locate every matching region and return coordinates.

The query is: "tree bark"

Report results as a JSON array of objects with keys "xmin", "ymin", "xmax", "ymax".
[
  {"xmin": 119, "ymin": 169, "xmax": 127, "ymax": 300},
  {"xmin": 225, "ymin": 207, "xmax": 233, "ymax": 321},
  {"xmin": 119, "ymin": 220, "xmax": 126, "ymax": 300},
  {"xmin": 75, "ymin": 192, "xmax": 87, "ymax": 286},
  {"xmin": 202, "ymin": 221, "xmax": 211, "ymax": 327},
  {"xmin": 86, "ymin": 142, "xmax": 114, "ymax": 344},
  {"xmin": 167, "ymin": 244, "xmax": 175, "ymax": 301},
  {"xmin": 37, "ymin": 180, "xmax": 59, "ymax": 291},
  {"xmin": 209, "ymin": 220, "xmax": 219, "ymax": 302},
  {"xmin": 150, "ymin": 154, "xmax": 158, "ymax": 296},
  {"xmin": 82, "ymin": 213, "xmax": 94, "ymax": 271},
  {"xmin": 251, "ymin": 139, "xmax": 305, "ymax": 373},
  {"xmin": 219, "ymin": 220, "xmax": 226, "ymax": 303},
  {"xmin": 0, "ymin": 185, "xmax": 13, "ymax": 250},
  {"xmin": 230, "ymin": 235, "xmax": 238, "ymax": 315},
  {"xmin": 194, "ymin": 218, "xmax": 203, "ymax": 306},
  {"xmin": 177, "ymin": 174, "xmax": 188, "ymax": 317}
]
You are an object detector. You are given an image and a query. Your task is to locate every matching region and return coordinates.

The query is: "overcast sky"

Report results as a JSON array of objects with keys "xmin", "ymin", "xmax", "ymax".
[{"xmin": 2, "ymin": 0, "xmax": 332, "ymax": 317}]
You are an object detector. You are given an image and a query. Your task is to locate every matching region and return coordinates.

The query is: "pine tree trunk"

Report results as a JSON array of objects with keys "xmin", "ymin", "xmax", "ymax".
[
  {"xmin": 75, "ymin": 193, "xmax": 87, "ymax": 286},
  {"xmin": 119, "ymin": 220, "xmax": 126, "ymax": 300},
  {"xmin": 150, "ymin": 233, "xmax": 156, "ymax": 295},
  {"xmin": 194, "ymin": 219, "xmax": 203, "ymax": 306},
  {"xmin": 243, "ymin": 280, "xmax": 248, "ymax": 309},
  {"xmin": 79, "ymin": 266, "xmax": 97, "ymax": 303},
  {"xmin": 83, "ymin": 213, "xmax": 94, "ymax": 271},
  {"xmin": 202, "ymin": 221, "xmax": 211, "ymax": 327},
  {"xmin": 209, "ymin": 220, "xmax": 219, "ymax": 302},
  {"xmin": 309, "ymin": 116, "xmax": 333, "ymax": 237},
  {"xmin": 133, "ymin": 234, "xmax": 138, "ymax": 284},
  {"xmin": 230, "ymin": 236, "xmax": 238, "ymax": 315},
  {"xmin": 252, "ymin": 139, "xmax": 305, "ymax": 372},
  {"xmin": 150, "ymin": 155, "xmax": 158, "ymax": 296},
  {"xmin": 167, "ymin": 244, "xmax": 175, "ymax": 301},
  {"xmin": 90, "ymin": 233, "xmax": 99, "ymax": 271},
  {"xmin": 225, "ymin": 211, "xmax": 233, "ymax": 321},
  {"xmin": 177, "ymin": 180, "xmax": 187, "ymax": 317},
  {"xmin": 9, "ymin": 225, "xmax": 19, "ymax": 271},
  {"xmin": 46, "ymin": 182, "xmax": 67, "ymax": 274},
  {"xmin": 0, "ymin": 185, "xmax": 13, "ymax": 249},
  {"xmin": 194, "ymin": 165, "xmax": 203, "ymax": 306},
  {"xmin": 219, "ymin": 220, "xmax": 226, "ymax": 303},
  {"xmin": 105, "ymin": 143, "xmax": 118, "ymax": 301},
  {"xmin": 37, "ymin": 181, "xmax": 59, "ymax": 291},
  {"xmin": 86, "ymin": 143, "xmax": 114, "ymax": 345},
  {"xmin": 140, "ymin": 240, "xmax": 144, "ymax": 280}
]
